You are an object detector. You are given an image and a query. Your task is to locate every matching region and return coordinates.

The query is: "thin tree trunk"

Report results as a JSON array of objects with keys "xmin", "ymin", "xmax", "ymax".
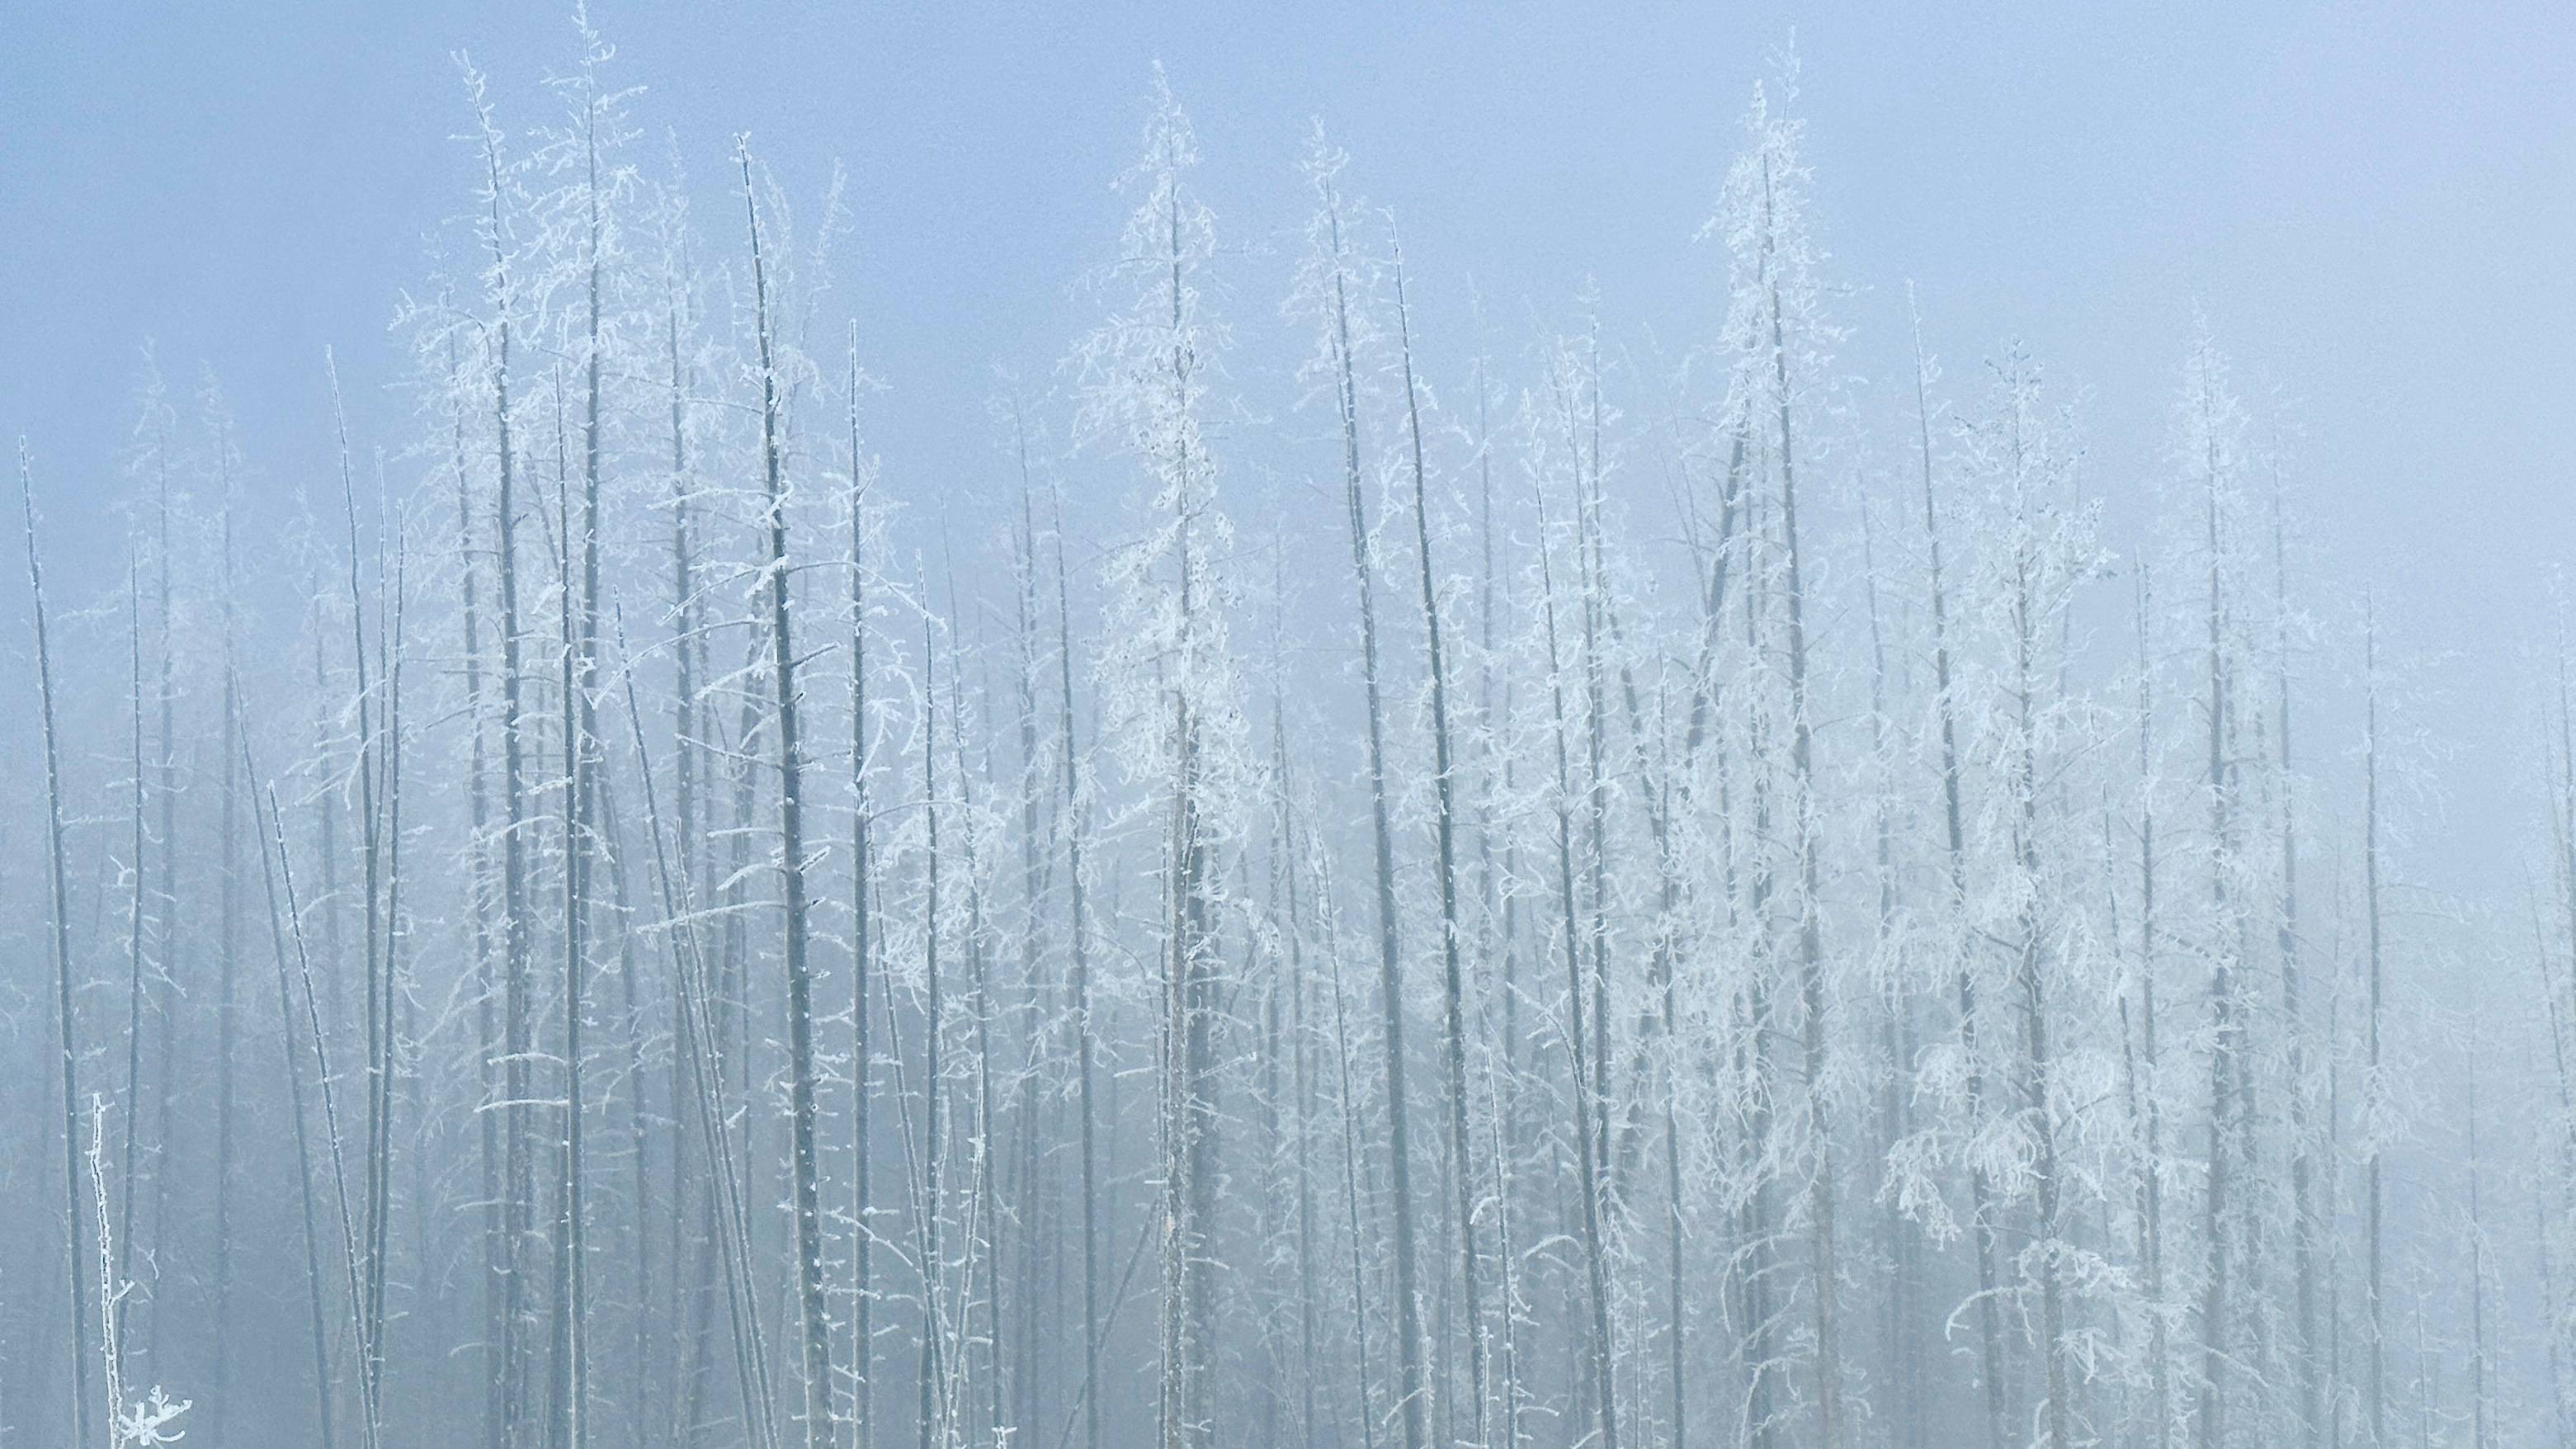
[
  {"xmin": 1389, "ymin": 234, "xmax": 1489, "ymax": 1449},
  {"xmin": 329, "ymin": 359, "xmax": 390, "ymax": 1423},
  {"xmin": 2129, "ymin": 569, "xmax": 2174, "ymax": 1449},
  {"xmin": 211, "ymin": 464, "xmax": 242, "ymax": 1449},
  {"xmin": 263, "ymin": 769, "xmax": 383, "ymax": 1449},
  {"xmin": 553, "ymin": 432, "xmax": 592, "ymax": 1449},
  {"xmin": 1533, "ymin": 465, "xmax": 1619, "ymax": 1449},
  {"xmin": 849, "ymin": 330, "xmax": 880, "ymax": 1449},
  {"xmin": 2271, "ymin": 478, "xmax": 2321, "ymax": 1449},
  {"xmin": 2196, "ymin": 366, "xmax": 2240, "ymax": 1449},
  {"xmin": 1314, "ymin": 165, "xmax": 1429, "ymax": 1449},
  {"xmin": 1049, "ymin": 490, "xmax": 1102, "ymax": 1449},
  {"xmin": 20, "ymin": 441, "xmax": 96, "ymax": 1449},
  {"xmin": 738, "ymin": 143, "xmax": 837, "ymax": 1449},
  {"xmin": 2364, "ymin": 597, "xmax": 2386, "ymax": 1449},
  {"xmin": 251, "ymin": 767, "xmax": 339, "ymax": 1449},
  {"xmin": 472, "ymin": 100, "xmax": 540, "ymax": 1449},
  {"xmin": 1909, "ymin": 316, "xmax": 2007, "ymax": 1449},
  {"xmin": 616, "ymin": 616, "xmax": 784, "ymax": 1449}
]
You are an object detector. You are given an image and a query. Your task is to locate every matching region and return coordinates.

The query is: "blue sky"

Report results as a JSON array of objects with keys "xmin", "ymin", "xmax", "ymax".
[{"xmin": 4, "ymin": 0, "xmax": 2572, "ymax": 878}]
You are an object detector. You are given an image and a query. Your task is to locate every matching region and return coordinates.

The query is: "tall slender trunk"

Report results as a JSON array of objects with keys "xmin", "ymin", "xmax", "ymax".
[
  {"xmin": 120, "ymin": 563, "xmax": 149, "ymax": 1330},
  {"xmin": 2197, "ymin": 375, "xmax": 2239, "ymax": 1449},
  {"xmin": 553, "ymin": 429, "xmax": 592, "ymax": 1449},
  {"xmin": 849, "ymin": 331, "xmax": 880, "ymax": 1449},
  {"xmin": 1910, "ymin": 319, "xmax": 2007, "ymax": 1449},
  {"xmin": 616, "ymin": 619, "xmax": 783, "ymax": 1449},
  {"xmin": 2364, "ymin": 597, "xmax": 2386, "ymax": 1449},
  {"xmin": 149, "ymin": 432, "xmax": 180, "ymax": 1346},
  {"xmin": 475, "ymin": 108, "xmax": 540, "ymax": 1449},
  {"xmin": 20, "ymin": 441, "xmax": 96, "ymax": 1449},
  {"xmin": 2271, "ymin": 475, "xmax": 2322, "ymax": 1448},
  {"xmin": 1860, "ymin": 503, "xmax": 1918, "ymax": 1449},
  {"xmin": 1533, "ymin": 466, "xmax": 1619, "ymax": 1449},
  {"xmin": 250, "ymin": 768, "xmax": 338, "ymax": 1449},
  {"xmin": 264, "ymin": 770, "xmax": 384, "ymax": 1449},
  {"xmin": 211, "ymin": 465, "xmax": 242, "ymax": 1449},
  {"xmin": 919, "ymin": 610, "xmax": 951, "ymax": 1449},
  {"xmin": 380, "ymin": 503, "xmax": 412, "ymax": 1423},
  {"xmin": 1269, "ymin": 675, "xmax": 1324, "ymax": 1449},
  {"xmin": 2129, "ymin": 570, "xmax": 2173, "ymax": 1449},
  {"xmin": 1049, "ymin": 489, "xmax": 1102, "ymax": 1449},
  {"xmin": 451, "ymin": 310, "xmax": 507, "ymax": 1449},
  {"xmin": 1313, "ymin": 168, "xmax": 1428, "ymax": 1449},
  {"xmin": 1762, "ymin": 173, "xmax": 1841, "ymax": 1435},
  {"xmin": 945, "ymin": 611, "xmax": 1009, "ymax": 1449},
  {"xmin": 1008, "ymin": 428, "xmax": 1050, "ymax": 1449},
  {"xmin": 555, "ymin": 83, "xmax": 608, "ymax": 1449},
  {"xmin": 663, "ymin": 278, "xmax": 716, "ymax": 1449},
  {"xmin": 2468, "ymin": 1062, "xmax": 2493, "ymax": 1449},
  {"xmin": 1320, "ymin": 838, "xmax": 1382, "ymax": 1449},
  {"xmin": 1388, "ymin": 234, "xmax": 1489, "ymax": 1449},
  {"xmin": 330, "ymin": 359, "xmax": 391, "ymax": 1422},
  {"xmin": 1999, "ymin": 389, "xmax": 2068, "ymax": 1449},
  {"xmin": 739, "ymin": 144, "xmax": 837, "ymax": 1449}
]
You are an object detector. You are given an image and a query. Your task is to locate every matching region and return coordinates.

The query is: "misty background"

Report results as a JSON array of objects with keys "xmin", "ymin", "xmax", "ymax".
[{"xmin": 7, "ymin": 2, "xmax": 2571, "ymax": 890}]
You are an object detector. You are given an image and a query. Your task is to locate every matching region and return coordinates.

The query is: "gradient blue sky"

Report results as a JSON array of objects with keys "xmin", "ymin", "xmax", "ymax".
[{"xmin": 4, "ymin": 1, "xmax": 2571, "ymax": 879}]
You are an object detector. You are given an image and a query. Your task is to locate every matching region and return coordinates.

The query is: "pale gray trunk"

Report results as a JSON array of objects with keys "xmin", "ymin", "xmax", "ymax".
[
  {"xmin": 21, "ymin": 443, "xmax": 97, "ymax": 1449},
  {"xmin": 738, "ymin": 145, "xmax": 837, "ymax": 1449}
]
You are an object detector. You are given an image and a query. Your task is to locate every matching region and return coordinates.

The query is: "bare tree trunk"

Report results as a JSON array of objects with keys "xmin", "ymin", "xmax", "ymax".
[
  {"xmin": 1320, "ymin": 838, "xmax": 1381, "ymax": 1449},
  {"xmin": 1909, "ymin": 319, "xmax": 2007, "ymax": 1449},
  {"xmin": 1049, "ymin": 489, "xmax": 1102, "ymax": 1449},
  {"xmin": 472, "ymin": 101, "xmax": 540, "ymax": 1449},
  {"xmin": 552, "ymin": 432, "xmax": 592, "ymax": 1449},
  {"xmin": 139, "ymin": 418, "xmax": 182, "ymax": 1390},
  {"xmin": 2196, "ymin": 371, "xmax": 2240, "ymax": 1449},
  {"xmin": 2127, "ymin": 570, "xmax": 2174, "ymax": 1449},
  {"xmin": 1267, "ymin": 672, "xmax": 1324, "ymax": 1449},
  {"xmin": 616, "ymin": 619, "xmax": 784, "ymax": 1449},
  {"xmin": 120, "ymin": 563, "xmax": 149, "ymax": 1331},
  {"xmin": 2364, "ymin": 597, "xmax": 2386, "ymax": 1449},
  {"xmin": 1762, "ymin": 172, "xmax": 1842, "ymax": 1434},
  {"xmin": 738, "ymin": 143, "xmax": 837, "ymax": 1449},
  {"xmin": 2468, "ymin": 1061, "xmax": 2493, "ymax": 1449},
  {"xmin": 20, "ymin": 441, "xmax": 96, "ymax": 1449},
  {"xmin": 2268, "ymin": 479, "xmax": 2321, "ymax": 1449},
  {"xmin": 211, "ymin": 464, "xmax": 242, "ymax": 1449},
  {"xmin": 380, "ymin": 507, "xmax": 412, "ymax": 1428},
  {"xmin": 1859, "ymin": 503, "xmax": 1919, "ymax": 1449},
  {"xmin": 1311, "ymin": 163, "xmax": 1428, "ymax": 1449},
  {"xmin": 329, "ymin": 361, "xmax": 391, "ymax": 1423},
  {"xmin": 662, "ymin": 278, "xmax": 717, "ymax": 1449},
  {"xmin": 264, "ymin": 768, "xmax": 384, "ymax": 1449},
  {"xmin": 1008, "ymin": 427, "xmax": 1051, "ymax": 1449},
  {"xmin": 1389, "ymin": 234, "xmax": 1489, "ymax": 1449},
  {"xmin": 251, "ymin": 764, "xmax": 339, "ymax": 1449},
  {"xmin": 1533, "ymin": 465, "xmax": 1619, "ymax": 1449},
  {"xmin": 1997, "ymin": 382, "xmax": 2069, "ymax": 1449},
  {"xmin": 849, "ymin": 332, "xmax": 880, "ymax": 1449}
]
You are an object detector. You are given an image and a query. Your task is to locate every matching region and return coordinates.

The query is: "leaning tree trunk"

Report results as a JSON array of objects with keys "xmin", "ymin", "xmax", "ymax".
[{"xmin": 250, "ymin": 762, "xmax": 341, "ymax": 1449}]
